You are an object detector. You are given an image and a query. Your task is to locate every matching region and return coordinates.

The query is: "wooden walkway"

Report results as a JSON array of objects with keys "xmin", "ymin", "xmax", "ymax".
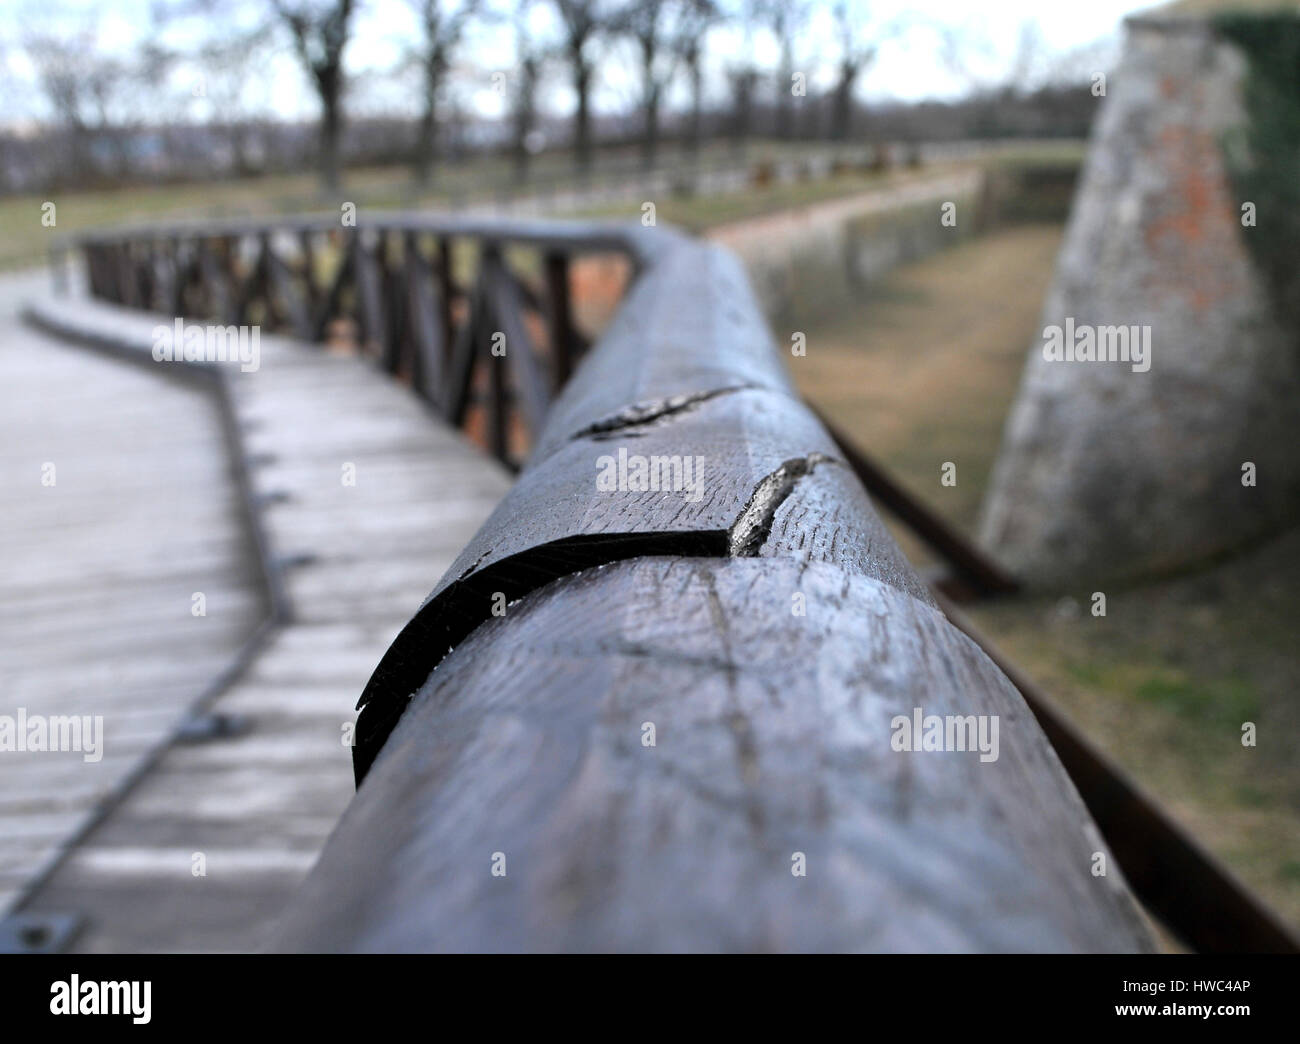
[
  {"xmin": 4, "ymin": 273, "xmax": 511, "ymax": 950},
  {"xmin": 0, "ymin": 271, "xmax": 263, "ymax": 919}
]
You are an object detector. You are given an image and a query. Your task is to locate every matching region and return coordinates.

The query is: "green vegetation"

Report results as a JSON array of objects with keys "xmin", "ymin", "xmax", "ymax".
[
  {"xmin": 1136, "ymin": 672, "xmax": 1259, "ymax": 727},
  {"xmin": 1215, "ymin": 13, "xmax": 1300, "ymax": 336}
]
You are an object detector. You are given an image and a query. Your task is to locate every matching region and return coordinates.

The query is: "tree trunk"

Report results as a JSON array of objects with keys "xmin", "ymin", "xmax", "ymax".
[
  {"xmin": 777, "ymin": 45, "xmax": 794, "ymax": 140},
  {"xmin": 513, "ymin": 117, "xmax": 532, "ymax": 183},
  {"xmin": 730, "ymin": 72, "xmax": 752, "ymax": 157},
  {"xmin": 573, "ymin": 58, "xmax": 592, "ymax": 175},
  {"xmin": 832, "ymin": 70, "xmax": 854, "ymax": 142},
  {"xmin": 642, "ymin": 86, "xmax": 660, "ymax": 169},
  {"xmin": 686, "ymin": 59, "xmax": 703, "ymax": 156},
  {"xmin": 320, "ymin": 84, "xmax": 343, "ymax": 193},
  {"xmin": 414, "ymin": 79, "xmax": 438, "ymax": 187}
]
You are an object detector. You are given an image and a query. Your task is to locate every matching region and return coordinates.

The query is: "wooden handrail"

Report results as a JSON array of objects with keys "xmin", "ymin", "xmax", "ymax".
[
  {"xmin": 68, "ymin": 216, "xmax": 660, "ymax": 471},
  {"xmin": 62, "ymin": 212, "xmax": 1294, "ymax": 952},
  {"xmin": 260, "ymin": 228, "xmax": 1154, "ymax": 953}
]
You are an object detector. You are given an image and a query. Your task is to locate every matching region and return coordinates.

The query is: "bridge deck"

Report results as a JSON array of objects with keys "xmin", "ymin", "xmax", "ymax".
[
  {"xmin": 0, "ymin": 272, "xmax": 264, "ymax": 919},
  {"xmin": 3, "ymin": 275, "xmax": 511, "ymax": 950}
]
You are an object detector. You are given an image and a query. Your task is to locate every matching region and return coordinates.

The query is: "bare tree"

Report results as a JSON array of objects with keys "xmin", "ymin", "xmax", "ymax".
[
  {"xmin": 507, "ymin": 0, "xmax": 546, "ymax": 183},
  {"xmin": 1004, "ymin": 19, "xmax": 1047, "ymax": 96},
  {"xmin": 27, "ymin": 33, "xmax": 135, "ymax": 183},
  {"xmin": 270, "ymin": 0, "xmax": 356, "ymax": 192},
  {"xmin": 613, "ymin": 0, "xmax": 679, "ymax": 168},
  {"xmin": 828, "ymin": 1, "xmax": 880, "ymax": 141},
  {"xmin": 761, "ymin": 0, "xmax": 809, "ymax": 141},
  {"xmin": 671, "ymin": 0, "xmax": 718, "ymax": 158},
  {"xmin": 724, "ymin": 0, "xmax": 760, "ymax": 155},
  {"xmin": 549, "ymin": 0, "xmax": 606, "ymax": 174},
  {"xmin": 191, "ymin": 27, "xmax": 277, "ymax": 175},
  {"xmin": 407, "ymin": 0, "xmax": 480, "ymax": 186}
]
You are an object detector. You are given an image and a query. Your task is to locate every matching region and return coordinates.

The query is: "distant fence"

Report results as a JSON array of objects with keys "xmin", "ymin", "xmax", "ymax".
[{"xmin": 60, "ymin": 214, "xmax": 1296, "ymax": 952}]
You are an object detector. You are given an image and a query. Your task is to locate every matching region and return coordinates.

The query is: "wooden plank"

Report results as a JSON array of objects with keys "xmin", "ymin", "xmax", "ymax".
[
  {"xmin": 443, "ymin": 279, "xmax": 484, "ymax": 426},
  {"xmin": 482, "ymin": 249, "xmax": 549, "ymax": 439},
  {"xmin": 354, "ymin": 235, "xmax": 387, "ymax": 356},
  {"xmin": 298, "ymin": 229, "xmax": 320, "ymax": 320},
  {"xmin": 13, "ymin": 279, "xmax": 513, "ymax": 951},
  {"xmin": 437, "ymin": 237, "xmax": 456, "ymax": 355},
  {"xmin": 0, "ymin": 286, "xmax": 263, "ymax": 917},
  {"xmin": 275, "ymin": 557, "xmax": 1154, "ymax": 954},
  {"xmin": 544, "ymin": 251, "xmax": 577, "ymax": 388},
  {"xmin": 403, "ymin": 234, "xmax": 444, "ymax": 404},
  {"xmin": 379, "ymin": 231, "xmax": 404, "ymax": 375},
  {"xmin": 351, "ymin": 238, "xmax": 933, "ymax": 779}
]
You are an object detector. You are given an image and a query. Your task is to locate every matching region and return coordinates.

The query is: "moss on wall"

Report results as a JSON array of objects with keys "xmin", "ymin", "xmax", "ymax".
[{"xmin": 1215, "ymin": 13, "xmax": 1300, "ymax": 333}]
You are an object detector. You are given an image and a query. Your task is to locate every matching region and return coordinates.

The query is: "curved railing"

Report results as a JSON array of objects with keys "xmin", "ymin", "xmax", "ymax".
[{"xmin": 60, "ymin": 214, "xmax": 1296, "ymax": 952}]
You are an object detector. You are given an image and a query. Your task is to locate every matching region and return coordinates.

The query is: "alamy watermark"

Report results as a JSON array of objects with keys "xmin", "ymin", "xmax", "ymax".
[
  {"xmin": 1042, "ymin": 318, "xmax": 1151, "ymax": 373},
  {"xmin": 152, "ymin": 319, "xmax": 260, "ymax": 372},
  {"xmin": 890, "ymin": 707, "xmax": 999, "ymax": 763},
  {"xmin": 596, "ymin": 447, "xmax": 707, "ymax": 503},
  {"xmin": 50, "ymin": 976, "xmax": 150, "ymax": 1024},
  {"xmin": 0, "ymin": 708, "xmax": 103, "ymax": 762}
]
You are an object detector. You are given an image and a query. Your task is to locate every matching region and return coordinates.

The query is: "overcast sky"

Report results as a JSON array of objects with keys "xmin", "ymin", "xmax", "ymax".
[{"xmin": 1, "ymin": 0, "xmax": 1161, "ymax": 129}]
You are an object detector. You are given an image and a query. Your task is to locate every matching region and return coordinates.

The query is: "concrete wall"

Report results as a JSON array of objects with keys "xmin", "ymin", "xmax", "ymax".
[{"xmin": 979, "ymin": 17, "xmax": 1300, "ymax": 588}]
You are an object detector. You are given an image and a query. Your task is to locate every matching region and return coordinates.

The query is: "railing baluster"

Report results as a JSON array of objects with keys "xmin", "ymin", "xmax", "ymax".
[
  {"xmin": 436, "ymin": 236, "xmax": 455, "ymax": 357},
  {"xmin": 314, "ymin": 230, "xmax": 356, "ymax": 342},
  {"xmin": 443, "ymin": 277, "xmax": 483, "ymax": 426},
  {"xmin": 482, "ymin": 248, "xmax": 549, "ymax": 439},
  {"xmin": 198, "ymin": 238, "xmax": 235, "ymax": 323},
  {"xmin": 403, "ymin": 230, "xmax": 443, "ymax": 405},
  {"xmin": 266, "ymin": 236, "xmax": 314, "ymax": 341},
  {"xmin": 298, "ymin": 228, "xmax": 320, "ymax": 324},
  {"xmin": 379, "ymin": 229, "xmax": 404, "ymax": 375},
  {"xmin": 544, "ymin": 251, "xmax": 577, "ymax": 388},
  {"xmin": 354, "ymin": 231, "xmax": 387, "ymax": 356}
]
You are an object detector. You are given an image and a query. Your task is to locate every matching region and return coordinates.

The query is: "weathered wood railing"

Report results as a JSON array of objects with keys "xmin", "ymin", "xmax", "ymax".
[
  {"xmin": 62, "ymin": 216, "xmax": 1296, "ymax": 952},
  {"xmin": 69, "ymin": 215, "xmax": 649, "ymax": 471}
]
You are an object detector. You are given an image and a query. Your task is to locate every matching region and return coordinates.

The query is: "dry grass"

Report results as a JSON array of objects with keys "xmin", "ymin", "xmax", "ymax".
[
  {"xmin": 0, "ymin": 140, "xmax": 835, "ymax": 271},
  {"xmin": 789, "ymin": 223, "xmax": 1064, "ymax": 536},
  {"xmin": 791, "ymin": 221, "xmax": 1300, "ymax": 934}
]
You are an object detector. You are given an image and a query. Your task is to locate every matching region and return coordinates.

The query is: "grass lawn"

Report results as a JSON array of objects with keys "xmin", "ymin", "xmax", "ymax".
[
  {"xmin": 0, "ymin": 139, "xmax": 851, "ymax": 271},
  {"xmin": 790, "ymin": 221, "xmax": 1300, "ymax": 933},
  {"xmin": 575, "ymin": 164, "xmax": 915, "ymax": 233},
  {"xmin": 6, "ymin": 138, "xmax": 1082, "ymax": 270},
  {"xmin": 788, "ymin": 223, "xmax": 1065, "ymax": 537}
]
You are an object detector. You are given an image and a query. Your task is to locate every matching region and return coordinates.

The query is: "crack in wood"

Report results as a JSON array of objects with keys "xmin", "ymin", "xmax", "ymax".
[
  {"xmin": 727, "ymin": 453, "xmax": 839, "ymax": 557},
  {"xmin": 567, "ymin": 384, "xmax": 761, "ymax": 441},
  {"xmin": 352, "ymin": 529, "xmax": 728, "ymax": 783},
  {"xmin": 353, "ymin": 453, "xmax": 849, "ymax": 783}
]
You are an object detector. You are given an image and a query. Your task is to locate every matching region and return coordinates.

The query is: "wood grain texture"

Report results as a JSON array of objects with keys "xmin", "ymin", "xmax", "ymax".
[
  {"xmin": 14, "ymin": 280, "xmax": 512, "ymax": 950},
  {"xmin": 55, "ymin": 218, "xmax": 1158, "ymax": 951},
  {"xmin": 351, "ymin": 384, "xmax": 931, "ymax": 780},
  {"xmin": 274, "ymin": 557, "xmax": 1153, "ymax": 953},
  {"xmin": 350, "ymin": 236, "xmax": 929, "ymax": 780},
  {"xmin": 0, "ymin": 271, "xmax": 263, "ymax": 917}
]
